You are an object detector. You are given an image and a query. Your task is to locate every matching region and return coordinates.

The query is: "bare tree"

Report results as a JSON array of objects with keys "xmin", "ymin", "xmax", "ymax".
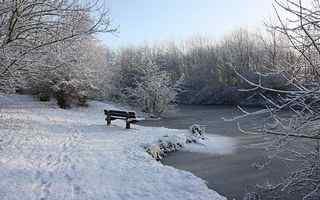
[
  {"xmin": 0, "ymin": 0, "xmax": 116, "ymax": 92},
  {"xmin": 227, "ymin": 1, "xmax": 320, "ymax": 199}
]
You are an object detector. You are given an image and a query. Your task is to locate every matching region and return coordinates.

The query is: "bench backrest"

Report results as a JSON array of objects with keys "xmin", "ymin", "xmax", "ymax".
[{"xmin": 104, "ymin": 110, "xmax": 136, "ymax": 118}]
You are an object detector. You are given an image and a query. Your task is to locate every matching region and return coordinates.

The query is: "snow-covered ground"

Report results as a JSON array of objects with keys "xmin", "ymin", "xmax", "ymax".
[{"xmin": 0, "ymin": 95, "xmax": 228, "ymax": 200}]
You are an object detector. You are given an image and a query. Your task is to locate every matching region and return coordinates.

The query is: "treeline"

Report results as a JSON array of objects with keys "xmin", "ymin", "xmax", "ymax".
[
  {"xmin": 106, "ymin": 29, "xmax": 297, "ymax": 113},
  {"xmin": 0, "ymin": 0, "xmax": 299, "ymax": 114}
]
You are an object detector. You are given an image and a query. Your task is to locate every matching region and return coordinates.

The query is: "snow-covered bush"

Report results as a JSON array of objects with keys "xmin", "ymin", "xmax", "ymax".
[
  {"xmin": 26, "ymin": 77, "xmax": 55, "ymax": 101},
  {"xmin": 187, "ymin": 124, "xmax": 206, "ymax": 143},
  {"xmin": 53, "ymin": 79, "xmax": 90, "ymax": 109},
  {"xmin": 24, "ymin": 38, "xmax": 109, "ymax": 108},
  {"xmin": 145, "ymin": 125, "xmax": 208, "ymax": 160},
  {"xmin": 145, "ymin": 135, "xmax": 185, "ymax": 160},
  {"xmin": 145, "ymin": 144, "xmax": 162, "ymax": 160},
  {"xmin": 158, "ymin": 135, "xmax": 185, "ymax": 153}
]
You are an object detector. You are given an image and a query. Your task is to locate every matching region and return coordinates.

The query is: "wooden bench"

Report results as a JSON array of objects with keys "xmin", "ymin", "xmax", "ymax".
[{"xmin": 104, "ymin": 110, "xmax": 138, "ymax": 129}]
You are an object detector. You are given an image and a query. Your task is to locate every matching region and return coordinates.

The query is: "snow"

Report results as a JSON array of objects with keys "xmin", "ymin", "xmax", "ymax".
[
  {"xmin": 184, "ymin": 135, "xmax": 236, "ymax": 154},
  {"xmin": 0, "ymin": 94, "xmax": 227, "ymax": 200}
]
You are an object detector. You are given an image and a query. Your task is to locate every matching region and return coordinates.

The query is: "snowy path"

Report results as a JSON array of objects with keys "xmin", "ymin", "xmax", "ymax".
[{"xmin": 0, "ymin": 95, "xmax": 226, "ymax": 200}]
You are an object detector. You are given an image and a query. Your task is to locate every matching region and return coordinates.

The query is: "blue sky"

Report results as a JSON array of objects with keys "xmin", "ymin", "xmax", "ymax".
[{"xmin": 100, "ymin": 0, "xmax": 275, "ymax": 48}]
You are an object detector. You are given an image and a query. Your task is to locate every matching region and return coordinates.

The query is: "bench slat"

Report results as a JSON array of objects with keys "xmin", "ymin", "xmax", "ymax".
[
  {"xmin": 105, "ymin": 110, "xmax": 128, "ymax": 117},
  {"xmin": 110, "ymin": 117, "xmax": 127, "ymax": 120},
  {"xmin": 104, "ymin": 110, "xmax": 136, "ymax": 118}
]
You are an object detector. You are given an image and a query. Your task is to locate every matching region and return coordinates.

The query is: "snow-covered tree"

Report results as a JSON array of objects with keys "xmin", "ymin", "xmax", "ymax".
[
  {"xmin": 110, "ymin": 47, "xmax": 176, "ymax": 114},
  {"xmin": 0, "ymin": 0, "xmax": 115, "ymax": 93},
  {"xmin": 132, "ymin": 59, "xmax": 176, "ymax": 114},
  {"xmin": 232, "ymin": 1, "xmax": 320, "ymax": 198}
]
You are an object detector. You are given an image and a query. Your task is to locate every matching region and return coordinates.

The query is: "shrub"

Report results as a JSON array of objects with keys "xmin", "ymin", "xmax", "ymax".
[
  {"xmin": 38, "ymin": 93, "xmax": 51, "ymax": 102},
  {"xmin": 77, "ymin": 93, "xmax": 88, "ymax": 107},
  {"xmin": 52, "ymin": 79, "xmax": 90, "ymax": 109}
]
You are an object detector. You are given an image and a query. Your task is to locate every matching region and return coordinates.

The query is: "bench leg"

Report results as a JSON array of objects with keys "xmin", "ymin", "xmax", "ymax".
[
  {"xmin": 106, "ymin": 116, "xmax": 111, "ymax": 126},
  {"xmin": 126, "ymin": 120, "xmax": 130, "ymax": 129}
]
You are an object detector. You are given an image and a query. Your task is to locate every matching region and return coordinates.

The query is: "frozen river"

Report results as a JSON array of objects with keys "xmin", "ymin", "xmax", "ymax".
[{"xmin": 140, "ymin": 105, "xmax": 299, "ymax": 200}]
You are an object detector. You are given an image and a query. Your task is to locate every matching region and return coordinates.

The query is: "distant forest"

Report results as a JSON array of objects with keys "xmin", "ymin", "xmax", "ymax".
[{"xmin": 106, "ymin": 29, "xmax": 298, "ymax": 112}]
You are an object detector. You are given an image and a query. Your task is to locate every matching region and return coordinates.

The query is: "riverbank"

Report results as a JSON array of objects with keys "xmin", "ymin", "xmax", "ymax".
[{"xmin": 0, "ymin": 95, "xmax": 225, "ymax": 200}]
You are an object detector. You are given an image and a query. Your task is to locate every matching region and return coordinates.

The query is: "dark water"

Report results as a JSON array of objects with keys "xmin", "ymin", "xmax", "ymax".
[{"xmin": 140, "ymin": 105, "xmax": 298, "ymax": 200}]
